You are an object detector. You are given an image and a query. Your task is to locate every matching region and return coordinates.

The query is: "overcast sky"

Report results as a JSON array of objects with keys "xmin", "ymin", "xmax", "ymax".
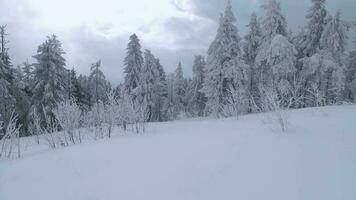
[{"xmin": 0, "ymin": 0, "xmax": 355, "ymax": 85}]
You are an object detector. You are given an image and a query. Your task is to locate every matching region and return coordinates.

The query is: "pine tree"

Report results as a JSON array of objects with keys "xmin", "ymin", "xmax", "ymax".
[
  {"xmin": 138, "ymin": 50, "xmax": 160, "ymax": 121},
  {"xmin": 186, "ymin": 56, "xmax": 206, "ymax": 117},
  {"xmin": 32, "ymin": 35, "xmax": 67, "ymax": 121},
  {"xmin": 255, "ymin": 0, "xmax": 298, "ymax": 109},
  {"xmin": 89, "ymin": 60, "xmax": 110, "ymax": 105},
  {"xmin": 123, "ymin": 34, "xmax": 144, "ymax": 95},
  {"xmin": 344, "ymin": 51, "xmax": 356, "ymax": 102},
  {"xmin": 260, "ymin": 0, "xmax": 288, "ymax": 43},
  {"xmin": 22, "ymin": 60, "xmax": 34, "ymax": 89},
  {"xmin": 244, "ymin": 12, "xmax": 262, "ymax": 112},
  {"xmin": 0, "ymin": 25, "xmax": 12, "ymax": 81},
  {"xmin": 296, "ymin": 0, "xmax": 328, "ymax": 57},
  {"xmin": 173, "ymin": 62, "xmax": 186, "ymax": 116},
  {"xmin": 202, "ymin": 1, "xmax": 247, "ymax": 117},
  {"xmin": 320, "ymin": 11, "xmax": 348, "ymax": 65},
  {"xmin": 77, "ymin": 74, "xmax": 92, "ymax": 109}
]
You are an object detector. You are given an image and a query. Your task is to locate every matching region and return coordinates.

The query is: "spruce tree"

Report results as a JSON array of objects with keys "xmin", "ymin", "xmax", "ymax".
[
  {"xmin": 186, "ymin": 56, "xmax": 206, "ymax": 117},
  {"xmin": 202, "ymin": 1, "xmax": 247, "ymax": 117},
  {"xmin": 32, "ymin": 35, "xmax": 67, "ymax": 121},
  {"xmin": 89, "ymin": 60, "xmax": 109, "ymax": 105},
  {"xmin": 244, "ymin": 13, "xmax": 262, "ymax": 112},
  {"xmin": 297, "ymin": 0, "xmax": 328, "ymax": 57},
  {"xmin": 123, "ymin": 34, "xmax": 144, "ymax": 95}
]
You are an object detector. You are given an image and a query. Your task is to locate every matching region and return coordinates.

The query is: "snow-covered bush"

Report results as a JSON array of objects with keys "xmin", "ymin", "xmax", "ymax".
[
  {"xmin": 87, "ymin": 101, "xmax": 106, "ymax": 139},
  {"xmin": 54, "ymin": 99, "xmax": 82, "ymax": 144},
  {"xmin": 41, "ymin": 111, "xmax": 61, "ymax": 149},
  {"xmin": 259, "ymin": 86, "xmax": 289, "ymax": 133},
  {"xmin": 0, "ymin": 111, "xmax": 22, "ymax": 158},
  {"xmin": 118, "ymin": 93, "xmax": 149, "ymax": 134},
  {"xmin": 222, "ymin": 84, "xmax": 248, "ymax": 118},
  {"xmin": 104, "ymin": 91, "xmax": 120, "ymax": 138}
]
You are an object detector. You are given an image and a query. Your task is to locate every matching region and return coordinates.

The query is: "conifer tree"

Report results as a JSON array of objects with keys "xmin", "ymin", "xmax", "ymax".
[
  {"xmin": 32, "ymin": 35, "xmax": 67, "ymax": 122},
  {"xmin": 123, "ymin": 34, "xmax": 144, "ymax": 95}
]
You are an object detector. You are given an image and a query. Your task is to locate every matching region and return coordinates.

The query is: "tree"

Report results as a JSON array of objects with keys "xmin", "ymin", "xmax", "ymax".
[
  {"xmin": 244, "ymin": 12, "xmax": 262, "ymax": 112},
  {"xmin": 301, "ymin": 52, "xmax": 342, "ymax": 105},
  {"xmin": 255, "ymin": 0, "xmax": 297, "ymax": 110},
  {"xmin": 319, "ymin": 11, "xmax": 349, "ymax": 103},
  {"xmin": 88, "ymin": 60, "xmax": 110, "ymax": 105},
  {"xmin": 260, "ymin": 0, "xmax": 288, "ymax": 43},
  {"xmin": 321, "ymin": 11, "xmax": 348, "ymax": 65},
  {"xmin": 124, "ymin": 34, "xmax": 144, "ymax": 95},
  {"xmin": 137, "ymin": 50, "xmax": 165, "ymax": 122},
  {"xmin": 32, "ymin": 35, "xmax": 67, "ymax": 122},
  {"xmin": 202, "ymin": 1, "xmax": 247, "ymax": 117},
  {"xmin": 0, "ymin": 25, "xmax": 12, "ymax": 81},
  {"xmin": 173, "ymin": 62, "xmax": 186, "ymax": 117},
  {"xmin": 295, "ymin": 0, "xmax": 328, "ymax": 57},
  {"xmin": 186, "ymin": 56, "xmax": 206, "ymax": 117},
  {"xmin": 345, "ymin": 51, "xmax": 356, "ymax": 102}
]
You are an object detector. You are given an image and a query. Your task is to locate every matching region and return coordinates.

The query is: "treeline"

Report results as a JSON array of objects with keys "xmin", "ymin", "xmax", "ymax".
[{"xmin": 0, "ymin": 0, "xmax": 356, "ymax": 142}]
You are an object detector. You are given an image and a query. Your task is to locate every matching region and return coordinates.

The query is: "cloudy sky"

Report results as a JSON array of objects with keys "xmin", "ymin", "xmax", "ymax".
[{"xmin": 0, "ymin": 0, "xmax": 355, "ymax": 85}]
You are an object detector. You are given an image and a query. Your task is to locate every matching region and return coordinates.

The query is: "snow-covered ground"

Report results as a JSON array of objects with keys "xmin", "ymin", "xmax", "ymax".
[{"xmin": 1, "ymin": 105, "xmax": 356, "ymax": 200}]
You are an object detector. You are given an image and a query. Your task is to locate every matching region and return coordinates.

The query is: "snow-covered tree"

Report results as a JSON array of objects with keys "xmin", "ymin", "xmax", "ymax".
[
  {"xmin": 137, "ymin": 50, "xmax": 166, "ymax": 122},
  {"xmin": 345, "ymin": 51, "xmax": 356, "ymax": 102},
  {"xmin": 22, "ymin": 60, "xmax": 33, "ymax": 87},
  {"xmin": 77, "ymin": 74, "xmax": 92, "ymax": 109},
  {"xmin": 186, "ymin": 56, "xmax": 206, "ymax": 117},
  {"xmin": 295, "ymin": 0, "xmax": 328, "ymax": 57},
  {"xmin": 0, "ymin": 78, "xmax": 15, "ymax": 129},
  {"xmin": 320, "ymin": 11, "xmax": 348, "ymax": 65},
  {"xmin": 32, "ymin": 35, "xmax": 67, "ymax": 122},
  {"xmin": 244, "ymin": 13, "xmax": 262, "ymax": 66},
  {"xmin": 89, "ymin": 60, "xmax": 110, "ymax": 105},
  {"xmin": 124, "ymin": 34, "xmax": 144, "ymax": 95},
  {"xmin": 202, "ymin": 1, "xmax": 248, "ymax": 117},
  {"xmin": 260, "ymin": 0, "xmax": 288, "ymax": 43},
  {"xmin": 255, "ymin": 0, "xmax": 297, "ymax": 109},
  {"xmin": 173, "ymin": 62, "xmax": 186, "ymax": 116},
  {"xmin": 244, "ymin": 12, "xmax": 262, "ymax": 112},
  {"xmin": 301, "ymin": 52, "xmax": 343, "ymax": 105},
  {"xmin": 0, "ymin": 25, "xmax": 12, "ymax": 82}
]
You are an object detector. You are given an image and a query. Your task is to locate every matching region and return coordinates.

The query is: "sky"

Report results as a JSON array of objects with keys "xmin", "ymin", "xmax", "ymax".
[{"xmin": 0, "ymin": 0, "xmax": 355, "ymax": 85}]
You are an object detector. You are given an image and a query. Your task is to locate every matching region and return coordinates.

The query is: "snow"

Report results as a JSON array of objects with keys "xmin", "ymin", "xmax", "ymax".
[{"xmin": 1, "ymin": 105, "xmax": 356, "ymax": 200}]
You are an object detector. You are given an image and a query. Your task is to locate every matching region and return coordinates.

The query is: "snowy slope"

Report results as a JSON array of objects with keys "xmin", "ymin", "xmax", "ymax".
[{"xmin": 1, "ymin": 105, "xmax": 356, "ymax": 200}]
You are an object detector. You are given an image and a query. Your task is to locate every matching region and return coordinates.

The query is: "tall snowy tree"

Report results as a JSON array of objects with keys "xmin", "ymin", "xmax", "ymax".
[
  {"xmin": 244, "ymin": 12, "xmax": 262, "ymax": 112},
  {"xmin": 137, "ymin": 50, "xmax": 166, "ymax": 122},
  {"xmin": 89, "ymin": 60, "xmax": 110, "ymax": 105},
  {"xmin": 260, "ymin": 0, "xmax": 288, "ymax": 43},
  {"xmin": 255, "ymin": 0, "xmax": 298, "ymax": 109},
  {"xmin": 173, "ymin": 62, "xmax": 186, "ymax": 116},
  {"xmin": 0, "ymin": 25, "xmax": 11, "ymax": 80},
  {"xmin": 296, "ymin": 0, "xmax": 328, "ymax": 57},
  {"xmin": 320, "ymin": 11, "xmax": 348, "ymax": 65},
  {"xmin": 31, "ymin": 35, "xmax": 67, "ymax": 122},
  {"xmin": 123, "ymin": 34, "xmax": 144, "ymax": 95},
  {"xmin": 202, "ymin": 1, "xmax": 248, "ymax": 117},
  {"xmin": 186, "ymin": 56, "xmax": 206, "ymax": 117},
  {"xmin": 317, "ymin": 11, "xmax": 349, "ymax": 103},
  {"xmin": 345, "ymin": 51, "xmax": 356, "ymax": 102}
]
